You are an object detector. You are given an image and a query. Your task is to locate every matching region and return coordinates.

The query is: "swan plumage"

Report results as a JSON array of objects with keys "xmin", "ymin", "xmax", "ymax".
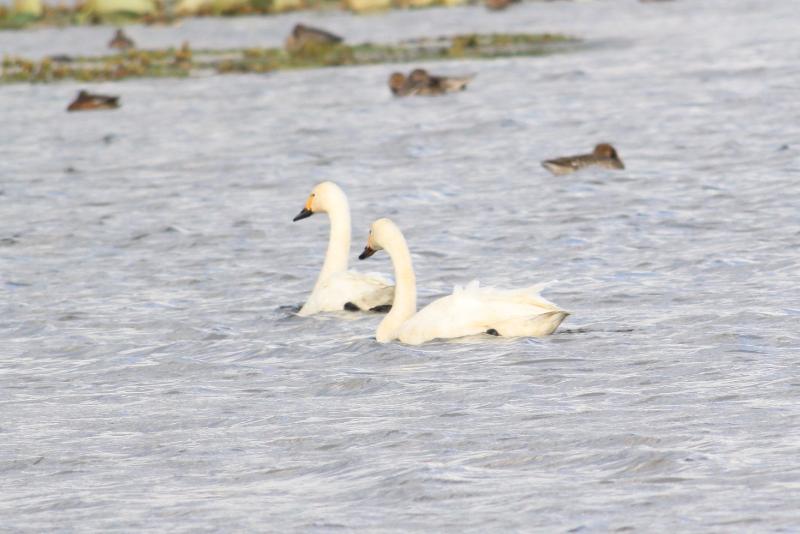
[
  {"xmin": 359, "ymin": 218, "xmax": 568, "ymax": 344},
  {"xmin": 399, "ymin": 281, "xmax": 565, "ymax": 345},
  {"xmin": 293, "ymin": 182, "xmax": 394, "ymax": 316},
  {"xmin": 299, "ymin": 270, "xmax": 394, "ymax": 315}
]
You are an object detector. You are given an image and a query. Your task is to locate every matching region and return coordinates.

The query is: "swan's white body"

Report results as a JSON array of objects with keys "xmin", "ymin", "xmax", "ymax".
[
  {"xmin": 295, "ymin": 182, "xmax": 394, "ymax": 317},
  {"xmin": 362, "ymin": 219, "xmax": 568, "ymax": 344},
  {"xmin": 394, "ymin": 281, "xmax": 567, "ymax": 345},
  {"xmin": 300, "ymin": 270, "xmax": 393, "ymax": 316}
]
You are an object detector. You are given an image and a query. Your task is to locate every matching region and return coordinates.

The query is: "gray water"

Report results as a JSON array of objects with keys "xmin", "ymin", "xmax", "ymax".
[{"xmin": 2, "ymin": 0, "xmax": 800, "ymax": 531}]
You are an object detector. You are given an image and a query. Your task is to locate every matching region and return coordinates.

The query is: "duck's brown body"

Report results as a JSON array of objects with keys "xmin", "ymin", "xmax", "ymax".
[
  {"xmin": 285, "ymin": 23, "xmax": 343, "ymax": 53},
  {"xmin": 388, "ymin": 68, "xmax": 474, "ymax": 97},
  {"xmin": 541, "ymin": 143, "xmax": 625, "ymax": 175},
  {"xmin": 67, "ymin": 90, "xmax": 120, "ymax": 112},
  {"xmin": 109, "ymin": 29, "xmax": 135, "ymax": 50},
  {"xmin": 485, "ymin": 0, "xmax": 512, "ymax": 10}
]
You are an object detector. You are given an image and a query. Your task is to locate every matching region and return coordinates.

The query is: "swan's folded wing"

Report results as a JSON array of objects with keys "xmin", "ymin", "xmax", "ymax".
[
  {"xmin": 327, "ymin": 270, "xmax": 395, "ymax": 311},
  {"xmin": 457, "ymin": 280, "xmax": 561, "ymax": 311},
  {"xmin": 398, "ymin": 292, "xmax": 488, "ymax": 345},
  {"xmin": 397, "ymin": 281, "xmax": 565, "ymax": 344},
  {"xmin": 486, "ymin": 281, "xmax": 562, "ymax": 311},
  {"xmin": 299, "ymin": 270, "xmax": 394, "ymax": 315}
]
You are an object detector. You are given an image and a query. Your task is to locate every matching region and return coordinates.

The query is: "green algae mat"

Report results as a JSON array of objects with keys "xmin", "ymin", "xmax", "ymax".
[{"xmin": 1, "ymin": 33, "xmax": 580, "ymax": 84}]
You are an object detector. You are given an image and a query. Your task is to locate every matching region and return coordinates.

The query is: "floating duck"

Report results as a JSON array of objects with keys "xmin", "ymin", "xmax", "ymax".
[
  {"xmin": 109, "ymin": 29, "xmax": 135, "ymax": 50},
  {"xmin": 485, "ymin": 0, "xmax": 512, "ymax": 10},
  {"xmin": 66, "ymin": 90, "xmax": 120, "ymax": 112},
  {"xmin": 388, "ymin": 68, "xmax": 474, "ymax": 97},
  {"xmin": 388, "ymin": 72, "xmax": 415, "ymax": 96},
  {"xmin": 410, "ymin": 68, "xmax": 473, "ymax": 94},
  {"xmin": 541, "ymin": 143, "xmax": 625, "ymax": 175},
  {"xmin": 285, "ymin": 23, "xmax": 343, "ymax": 53},
  {"xmin": 174, "ymin": 41, "xmax": 192, "ymax": 69}
]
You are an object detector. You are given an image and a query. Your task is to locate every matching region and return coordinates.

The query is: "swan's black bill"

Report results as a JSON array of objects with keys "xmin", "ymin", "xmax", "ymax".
[
  {"xmin": 293, "ymin": 208, "xmax": 313, "ymax": 221},
  {"xmin": 359, "ymin": 246, "xmax": 376, "ymax": 260}
]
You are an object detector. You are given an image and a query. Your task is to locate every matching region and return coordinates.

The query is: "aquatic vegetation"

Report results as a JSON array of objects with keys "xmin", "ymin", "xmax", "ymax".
[
  {"xmin": 0, "ymin": 0, "xmax": 543, "ymax": 28},
  {"xmin": 0, "ymin": 32, "xmax": 579, "ymax": 84}
]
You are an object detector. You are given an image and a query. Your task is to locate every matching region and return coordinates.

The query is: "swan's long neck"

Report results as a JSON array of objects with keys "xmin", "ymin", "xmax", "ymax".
[
  {"xmin": 315, "ymin": 194, "xmax": 351, "ymax": 288},
  {"xmin": 377, "ymin": 230, "xmax": 417, "ymax": 342}
]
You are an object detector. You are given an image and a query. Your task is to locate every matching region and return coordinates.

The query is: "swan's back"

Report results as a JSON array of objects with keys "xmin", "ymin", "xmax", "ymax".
[
  {"xmin": 299, "ymin": 270, "xmax": 394, "ymax": 316},
  {"xmin": 397, "ymin": 281, "xmax": 567, "ymax": 345}
]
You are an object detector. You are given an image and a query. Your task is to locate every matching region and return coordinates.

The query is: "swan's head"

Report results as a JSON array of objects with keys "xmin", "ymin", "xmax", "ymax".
[
  {"xmin": 358, "ymin": 218, "xmax": 398, "ymax": 260},
  {"xmin": 292, "ymin": 181, "xmax": 345, "ymax": 221}
]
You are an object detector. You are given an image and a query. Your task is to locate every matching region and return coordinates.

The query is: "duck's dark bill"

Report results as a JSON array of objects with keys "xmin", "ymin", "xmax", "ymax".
[
  {"xmin": 293, "ymin": 208, "xmax": 313, "ymax": 221},
  {"xmin": 359, "ymin": 246, "xmax": 376, "ymax": 260}
]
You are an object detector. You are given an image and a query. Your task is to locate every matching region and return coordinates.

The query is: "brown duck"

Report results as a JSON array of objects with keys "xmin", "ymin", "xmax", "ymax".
[
  {"xmin": 388, "ymin": 72, "xmax": 416, "ymax": 96},
  {"xmin": 485, "ymin": 0, "xmax": 513, "ymax": 10},
  {"xmin": 285, "ymin": 23, "xmax": 343, "ymax": 53},
  {"xmin": 109, "ymin": 29, "xmax": 135, "ymax": 50},
  {"xmin": 541, "ymin": 143, "xmax": 625, "ymax": 175},
  {"xmin": 388, "ymin": 68, "xmax": 474, "ymax": 97},
  {"xmin": 67, "ymin": 90, "xmax": 120, "ymax": 112}
]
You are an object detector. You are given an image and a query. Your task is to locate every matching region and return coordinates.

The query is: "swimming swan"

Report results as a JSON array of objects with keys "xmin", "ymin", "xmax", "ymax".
[
  {"xmin": 359, "ymin": 218, "xmax": 569, "ymax": 344},
  {"xmin": 293, "ymin": 182, "xmax": 394, "ymax": 316}
]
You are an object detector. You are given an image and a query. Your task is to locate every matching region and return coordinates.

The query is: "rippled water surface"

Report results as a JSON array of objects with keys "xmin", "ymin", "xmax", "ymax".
[{"xmin": 2, "ymin": 0, "xmax": 800, "ymax": 531}]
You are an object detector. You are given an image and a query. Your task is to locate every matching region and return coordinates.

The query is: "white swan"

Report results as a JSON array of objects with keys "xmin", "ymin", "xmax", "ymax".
[
  {"xmin": 358, "ymin": 218, "xmax": 569, "ymax": 344},
  {"xmin": 293, "ymin": 182, "xmax": 394, "ymax": 316}
]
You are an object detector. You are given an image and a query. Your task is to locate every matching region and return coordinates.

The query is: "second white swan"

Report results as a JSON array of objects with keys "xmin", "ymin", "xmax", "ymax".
[
  {"xmin": 293, "ymin": 182, "xmax": 394, "ymax": 316},
  {"xmin": 358, "ymin": 218, "xmax": 569, "ymax": 344}
]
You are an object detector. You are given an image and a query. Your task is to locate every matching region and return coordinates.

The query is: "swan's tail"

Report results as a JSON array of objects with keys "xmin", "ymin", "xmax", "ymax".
[
  {"xmin": 508, "ymin": 280, "xmax": 561, "ymax": 311},
  {"xmin": 523, "ymin": 280, "xmax": 558, "ymax": 293},
  {"xmin": 491, "ymin": 310, "xmax": 569, "ymax": 338}
]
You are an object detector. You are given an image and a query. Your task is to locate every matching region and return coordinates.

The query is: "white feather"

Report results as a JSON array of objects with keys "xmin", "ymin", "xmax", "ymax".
[
  {"xmin": 397, "ymin": 280, "xmax": 566, "ymax": 345},
  {"xmin": 299, "ymin": 270, "xmax": 394, "ymax": 316}
]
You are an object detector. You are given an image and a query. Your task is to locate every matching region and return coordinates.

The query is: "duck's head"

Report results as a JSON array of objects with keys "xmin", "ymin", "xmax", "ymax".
[
  {"xmin": 409, "ymin": 68, "xmax": 429, "ymax": 84},
  {"xmin": 388, "ymin": 72, "xmax": 406, "ymax": 94},
  {"xmin": 594, "ymin": 143, "xmax": 618, "ymax": 158},
  {"xmin": 292, "ymin": 23, "xmax": 306, "ymax": 37},
  {"xmin": 594, "ymin": 143, "xmax": 624, "ymax": 168},
  {"xmin": 76, "ymin": 90, "xmax": 88, "ymax": 99},
  {"xmin": 292, "ymin": 181, "xmax": 345, "ymax": 221},
  {"xmin": 359, "ymin": 218, "xmax": 398, "ymax": 260}
]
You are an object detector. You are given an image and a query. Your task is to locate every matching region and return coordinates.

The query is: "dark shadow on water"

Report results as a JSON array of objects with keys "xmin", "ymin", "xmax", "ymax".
[
  {"xmin": 559, "ymin": 327, "xmax": 635, "ymax": 334},
  {"xmin": 279, "ymin": 303, "xmax": 391, "ymax": 316},
  {"xmin": 277, "ymin": 304, "xmax": 303, "ymax": 316}
]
